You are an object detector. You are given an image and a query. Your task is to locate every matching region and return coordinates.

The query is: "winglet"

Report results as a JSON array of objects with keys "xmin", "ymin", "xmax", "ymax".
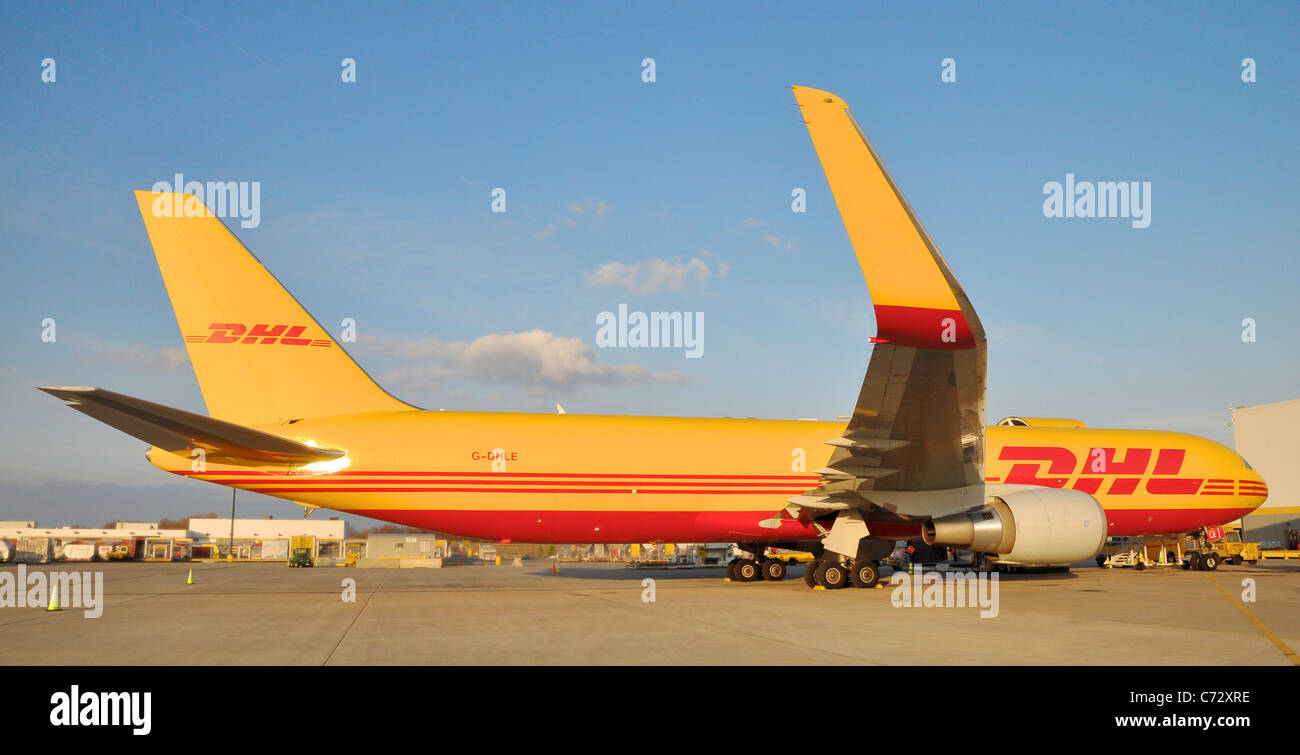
[{"xmin": 792, "ymin": 86, "xmax": 984, "ymax": 351}]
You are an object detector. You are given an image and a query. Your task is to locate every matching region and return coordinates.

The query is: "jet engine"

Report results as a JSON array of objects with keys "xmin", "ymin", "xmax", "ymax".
[{"xmin": 921, "ymin": 486, "xmax": 1107, "ymax": 565}]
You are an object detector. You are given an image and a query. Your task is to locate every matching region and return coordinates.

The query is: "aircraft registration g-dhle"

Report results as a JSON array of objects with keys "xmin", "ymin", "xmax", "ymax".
[{"xmin": 42, "ymin": 86, "xmax": 1267, "ymax": 590}]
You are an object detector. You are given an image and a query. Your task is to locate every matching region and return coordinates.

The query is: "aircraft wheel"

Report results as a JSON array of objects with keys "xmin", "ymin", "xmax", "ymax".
[
  {"xmin": 735, "ymin": 559, "xmax": 761, "ymax": 582},
  {"xmin": 803, "ymin": 562, "xmax": 818, "ymax": 588},
  {"xmin": 1188, "ymin": 552, "xmax": 1203, "ymax": 571},
  {"xmin": 762, "ymin": 559, "xmax": 787, "ymax": 581},
  {"xmin": 726, "ymin": 559, "xmax": 739, "ymax": 581},
  {"xmin": 1202, "ymin": 553, "xmax": 1220, "ymax": 571},
  {"xmin": 850, "ymin": 559, "xmax": 880, "ymax": 588},
  {"xmin": 817, "ymin": 561, "xmax": 848, "ymax": 589}
]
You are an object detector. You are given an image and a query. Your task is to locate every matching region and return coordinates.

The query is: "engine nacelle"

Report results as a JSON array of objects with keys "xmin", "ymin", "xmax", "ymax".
[{"xmin": 921, "ymin": 486, "xmax": 1107, "ymax": 566}]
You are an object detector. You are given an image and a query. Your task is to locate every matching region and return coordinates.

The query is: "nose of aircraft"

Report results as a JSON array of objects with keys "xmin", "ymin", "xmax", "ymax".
[{"xmin": 1238, "ymin": 465, "xmax": 1269, "ymax": 512}]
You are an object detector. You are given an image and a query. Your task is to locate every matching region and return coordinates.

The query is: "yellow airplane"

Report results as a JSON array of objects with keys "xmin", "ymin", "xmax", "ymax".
[{"xmin": 41, "ymin": 86, "xmax": 1267, "ymax": 589}]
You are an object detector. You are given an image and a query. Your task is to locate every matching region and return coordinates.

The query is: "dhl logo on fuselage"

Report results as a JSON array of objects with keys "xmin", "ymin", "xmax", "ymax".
[
  {"xmin": 990, "ymin": 445, "xmax": 1268, "ymax": 497},
  {"xmin": 184, "ymin": 323, "xmax": 333, "ymax": 347}
]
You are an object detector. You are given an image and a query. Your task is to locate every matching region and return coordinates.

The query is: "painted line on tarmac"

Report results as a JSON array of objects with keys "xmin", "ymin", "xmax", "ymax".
[
  {"xmin": 321, "ymin": 572, "xmax": 388, "ymax": 665},
  {"xmin": 1204, "ymin": 573, "xmax": 1299, "ymax": 666}
]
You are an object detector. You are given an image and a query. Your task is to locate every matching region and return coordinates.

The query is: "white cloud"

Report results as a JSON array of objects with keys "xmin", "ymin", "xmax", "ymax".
[
  {"xmin": 584, "ymin": 257, "xmax": 715, "ymax": 294},
  {"xmin": 537, "ymin": 199, "xmax": 610, "ymax": 238},
  {"xmin": 742, "ymin": 217, "xmax": 767, "ymax": 226},
  {"xmin": 762, "ymin": 234, "xmax": 784, "ymax": 248},
  {"xmin": 83, "ymin": 343, "xmax": 188, "ymax": 371},
  {"xmin": 569, "ymin": 200, "xmax": 609, "ymax": 218},
  {"xmin": 359, "ymin": 331, "xmax": 686, "ymax": 391}
]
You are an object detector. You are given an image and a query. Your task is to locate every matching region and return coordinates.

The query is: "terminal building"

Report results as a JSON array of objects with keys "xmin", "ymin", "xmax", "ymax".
[{"xmin": 1233, "ymin": 398, "xmax": 1300, "ymax": 548}]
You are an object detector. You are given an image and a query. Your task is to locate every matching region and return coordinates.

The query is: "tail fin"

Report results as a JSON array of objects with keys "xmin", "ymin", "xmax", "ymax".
[{"xmin": 134, "ymin": 191, "xmax": 414, "ymax": 426}]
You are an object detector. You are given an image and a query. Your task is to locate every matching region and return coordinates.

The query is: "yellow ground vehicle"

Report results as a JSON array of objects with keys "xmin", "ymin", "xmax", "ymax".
[
  {"xmin": 764, "ymin": 547, "xmax": 816, "ymax": 564},
  {"xmin": 1181, "ymin": 524, "xmax": 1259, "ymax": 570},
  {"xmin": 1210, "ymin": 524, "xmax": 1260, "ymax": 565}
]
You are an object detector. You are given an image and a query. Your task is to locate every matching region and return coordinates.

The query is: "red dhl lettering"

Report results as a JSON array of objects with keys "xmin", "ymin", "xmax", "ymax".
[
  {"xmin": 995, "ymin": 446, "xmax": 1205, "ymax": 496},
  {"xmin": 190, "ymin": 323, "xmax": 330, "ymax": 347}
]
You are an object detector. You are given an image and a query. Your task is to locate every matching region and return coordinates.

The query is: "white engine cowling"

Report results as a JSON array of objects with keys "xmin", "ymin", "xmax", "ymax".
[{"xmin": 921, "ymin": 486, "xmax": 1107, "ymax": 566}]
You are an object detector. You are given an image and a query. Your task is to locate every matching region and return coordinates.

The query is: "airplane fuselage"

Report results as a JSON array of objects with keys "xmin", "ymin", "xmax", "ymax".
[{"xmin": 150, "ymin": 411, "xmax": 1267, "ymax": 544}]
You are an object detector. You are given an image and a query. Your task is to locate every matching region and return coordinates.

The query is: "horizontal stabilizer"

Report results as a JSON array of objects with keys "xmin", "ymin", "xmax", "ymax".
[{"xmin": 38, "ymin": 386, "xmax": 343, "ymax": 465}]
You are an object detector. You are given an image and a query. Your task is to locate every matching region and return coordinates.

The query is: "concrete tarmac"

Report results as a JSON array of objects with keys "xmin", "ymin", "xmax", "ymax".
[{"xmin": 1, "ymin": 560, "xmax": 1296, "ymax": 665}]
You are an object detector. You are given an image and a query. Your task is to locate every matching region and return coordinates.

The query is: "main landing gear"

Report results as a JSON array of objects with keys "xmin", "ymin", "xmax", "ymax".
[
  {"xmin": 804, "ymin": 531, "xmax": 892, "ymax": 590},
  {"xmin": 803, "ymin": 556, "xmax": 880, "ymax": 589},
  {"xmin": 726, "ymin": 553, "xmax": 791, "ymax": 582},
  {"xmin": 725, "ymin": 540, "xmax": 883, "ymax": 590},
  {"xmin": 726, "ymin": 542, "xmax": 802, "ymax": 583}
]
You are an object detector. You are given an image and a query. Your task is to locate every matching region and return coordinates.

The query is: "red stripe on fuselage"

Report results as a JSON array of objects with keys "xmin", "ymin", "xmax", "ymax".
[
  {"xmin": 180, "ymin": 470, "xmax": 821, "ymax": 480},
  {"xmin": 339, "ymin": 505, "xmax": 1256, "ymax": 544}
]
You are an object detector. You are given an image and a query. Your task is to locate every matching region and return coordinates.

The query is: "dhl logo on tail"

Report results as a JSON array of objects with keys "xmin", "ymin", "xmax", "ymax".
[{"xmin": 184, "ymin": 323, "xmax": 333, "ymax": 347}]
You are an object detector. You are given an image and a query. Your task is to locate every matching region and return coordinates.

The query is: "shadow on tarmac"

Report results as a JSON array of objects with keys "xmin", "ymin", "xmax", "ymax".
[{"xmin": 539, "ymin": 562, "xmax": 1084, "ymax": 582}]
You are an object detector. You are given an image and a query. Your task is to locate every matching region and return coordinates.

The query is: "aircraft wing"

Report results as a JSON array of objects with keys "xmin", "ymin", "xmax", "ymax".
[
  {"xmin": 37, "ymin": 386, "xmax": 343, "ymax": 466},
  {"xmin": 784, "ymin": 86, "xmax": 987, "ymax": 529}
]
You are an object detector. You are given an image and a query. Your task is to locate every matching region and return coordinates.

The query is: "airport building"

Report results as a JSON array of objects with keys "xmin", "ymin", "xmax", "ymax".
[
  {"xmin": 0, "ymin": 514, "xmax": 732, "ymax": 569},
  {"xmin": 0, "ymin": 518, "xmax": 349, "ymax": 564},
  {"xmin": 365, "ymin": 533, "xmax": 447, "ymax": 559},
  {"xmin": 1233, "ymin": 398, "xmax": 1300, "ymax": 548}
]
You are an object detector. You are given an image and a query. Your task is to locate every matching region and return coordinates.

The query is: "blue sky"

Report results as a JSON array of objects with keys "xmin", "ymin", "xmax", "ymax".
[{"xmin": 1, "ymin": 1, "xmax": 1296, "ymax": 526}]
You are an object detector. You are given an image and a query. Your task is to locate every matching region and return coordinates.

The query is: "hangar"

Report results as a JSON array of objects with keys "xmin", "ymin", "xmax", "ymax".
[{"xmin": 1233, "ymin": 398, "xmax": 1300, "ymax": 548}]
